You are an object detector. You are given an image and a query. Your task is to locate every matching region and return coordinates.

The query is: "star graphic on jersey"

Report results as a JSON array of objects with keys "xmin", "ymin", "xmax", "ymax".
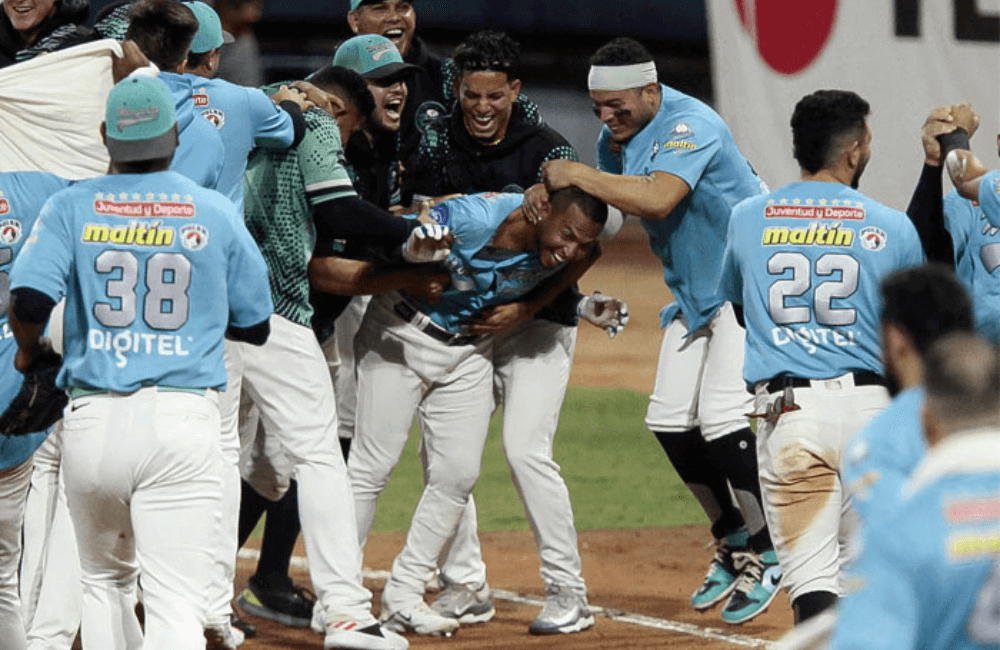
[
  {"xmin": 856, "ymin": 201, "xmax": 864, "ymax": 208},
  {"xmin": 146, "ymin": 193, "xmax": 155, "ymax": 201},
  {"xmin": 160, "ymin": 193, "xmax": 168, "ymax": 201},
  {"xmin": 95, "ymin": 193, "xmax": 104, "ymax": 200},
  {"xmin": 779, "ymin": 198, "xmax": 788, "ymax": 205},
  {"xmin": 767, "ymin": 199, "xmax": 775, "ymax": 206},
  {"xmin": 172, "ymin": 194, "xmax": 180, "ymax": 201},
  {"xmin": 184, "ymin": 195, "xmax": 193, "ymax": 202},
  {"xmin": 805, "ymin": 199, "xmax": 814, "ymax": 205},
  {"xmin": 132, "ymin": 193, "xmax": 141, "ymax": 201},
  {"xmin": 119, "ymin": 193, "xmax": 128, "ymax": 200},
  {"xmin": 792, "ymin": 198, "xmax": 801, "ymax": 205},
  {"xmin": 831, "ymin": 199, "xmax": 839, "ymax": 206},
  {"xmin": 819, "ymin": 199, "xmax": 827, "ymax": 206}
]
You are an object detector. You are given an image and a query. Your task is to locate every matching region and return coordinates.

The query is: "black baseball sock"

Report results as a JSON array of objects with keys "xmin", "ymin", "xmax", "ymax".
[
  {"xmin": 237, "ymin": 479, "xmax": 270, "ymax": 548},
  {"xmin": 708, "ymin": 427, "xmax": 774, "ymax": 553},
  {"xmin": 254, "ymin": 480, "xmax": 303, "ymax": 587},
  {"xmin": 793, "ymin": 591, "xmax": 838, "ymax": 623},
  {"xmin": 654, "ymin": 428, "xmax": 745, "ymax": 539}
]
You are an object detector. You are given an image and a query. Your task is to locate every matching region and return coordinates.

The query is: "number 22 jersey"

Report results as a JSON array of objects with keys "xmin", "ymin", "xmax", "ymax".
[{"xmin": 717, "ymin": 181, "xmax": 924, "ymax": 386}]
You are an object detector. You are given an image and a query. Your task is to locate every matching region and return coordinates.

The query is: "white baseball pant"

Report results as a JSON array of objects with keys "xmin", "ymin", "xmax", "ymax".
[
  {"xmin": 0, "ymin": 457, "xmax": 33, "ymax": 650},
  {"xmin": 20, "ymin": 429, "xmax": 81, "ymax": 650},
  {"xmin": 437, "ymin": 319, "xmax": 586, "ymax": 596},
  {"xmin": 754, "ymin": 376, "xmax": 889, "ymax": 601},
  {"xmin": 238, "ymin": 314, "xmax": 373, "ymax": 621},
  {"xmin": 60, "ymin": 387, "xmax": 224, "ymax": 650},
  {"xmin": 645, "ymin": 302, "xmax": 751, "ymax": 441},
  {"xmin": 330, "ymin": 295, "xmax": 370, "ymax": 441},
  {"xmin": 350, "ymin": 292, "xmax": 495, "ymax": 613}
]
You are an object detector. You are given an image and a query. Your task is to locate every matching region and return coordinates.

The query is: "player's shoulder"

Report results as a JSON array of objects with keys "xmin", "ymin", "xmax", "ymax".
[
  {"xmin": 303, "ymin": 108, "xmax": 343, "ymax": 146},
  {"xmin": 943, "ymin": 187, "xmax": 977, "ymax": 215},
  {"xmin": 656, "ymin": 86, "xmax": 727, "ymax": 136}
]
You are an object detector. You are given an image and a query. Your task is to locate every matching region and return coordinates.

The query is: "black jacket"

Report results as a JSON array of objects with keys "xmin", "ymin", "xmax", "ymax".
[
  {"xmin": 0, "ymin": 0, "xmax": 92, "ymax": 68},
  {"xmin": 398, "ymin": 36, "xmax": 446, "ymax": 183}
]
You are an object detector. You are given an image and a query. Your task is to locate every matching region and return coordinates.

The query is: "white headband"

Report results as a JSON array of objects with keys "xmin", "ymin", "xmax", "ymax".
[{"xmin": 588, "ymin": 62, "xmax": 657, "ymax": 91}]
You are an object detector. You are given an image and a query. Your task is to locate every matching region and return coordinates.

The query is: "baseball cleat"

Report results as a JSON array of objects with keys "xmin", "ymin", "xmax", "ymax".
[
  {"xmin": 235, "ymin": 574, "xmax": 315, "ymax": 628},
  {"xmin": 381, "ymin": 602, "xmax": 460, "ymax": 637},
  {"xmin": 691, "ymin": 529, "xmax": 749, "ymax": 610},
  {"xmin": 430, "ymin": 581, "xmax": 496, "ymax": 624},
  {"xmin": 721, "ymin": 549, "xmax": 783, "ymax": 624},
  {"xmin": 204, "ymin": 620, "xmax": 242, "ymax": 649},
  {"xmin": 528, "ymin": 585, "xmax": 595, "ymax": 635},
  {"xmin": 324, "ymin": 615, "xmax": 409, "ymax": 650}
]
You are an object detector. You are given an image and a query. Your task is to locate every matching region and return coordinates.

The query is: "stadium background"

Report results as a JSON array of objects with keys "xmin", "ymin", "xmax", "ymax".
[{"xmin": 78, "ymin": 1, "xmax": 998, "ymax": 647}]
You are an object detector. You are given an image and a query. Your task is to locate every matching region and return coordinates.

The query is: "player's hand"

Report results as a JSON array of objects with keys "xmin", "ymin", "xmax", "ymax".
[
  {"xmin": 541, "ymin": 159, "xmax": 582, "ymax": 191},
  {"xmin": 113, "ymin": 40, "xmax": 152, "ymax": 83},
  {"xmin": 291, "ymin": 81, "xmax": 343, "ymax": 117},
  {"xmin": 405, "ymin": 270, "xmax": 450, "ymax": 304},
  {"xmin": 465, "ymin": 303, "xmax": 533, "ymax": 335},
  {"xmin": 271, "ymin": 84, "xmax": 314, "ymax": 112},
  {"xmin": 522, "ymin": 183, "xmax": 550, "ymax": 225},
  {"xmin": 948, "ymin": 102, "xmax": 979, "ymax": 138},
  {"xmin": 577, "ymin": 291, "xmax": 629, "ymax": 339},
  {"xmin": 921, "ymin": 106, "xmax": 956, "ymax": 167},
  {"xmin": 402, "ymin": 223, "xmax": 453, "ymax": 263}
]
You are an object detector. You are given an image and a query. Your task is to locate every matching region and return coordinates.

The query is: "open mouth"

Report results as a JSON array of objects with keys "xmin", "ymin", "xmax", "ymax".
[
  {"xmin": 384, "ymin": 100, "xmax": 402, "ymax": 121},
  {"xmin": 472, "ymin": 115, "xmax": 495, "ymax": 130},
  {"xmin": 551, "ymin": 251, "xmax": 565, "ymax": 264},
  {"xmin": 384, "ymin": 28, "xmax": 405, "ymax": 43}
]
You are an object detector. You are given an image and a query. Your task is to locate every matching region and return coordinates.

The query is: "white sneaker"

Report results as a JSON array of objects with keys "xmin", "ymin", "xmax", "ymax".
[
  {"xmin": 381, "ymin": 601, "xmax": 460, "ymax": 637},
  {"xmin": 430, "ymin": 582, "xmax": 496, "ymax": 624},
  {"xmin": 324, "ymin": 614, "xmax": 409, "ymax": 650},
  {"xmin": 528, "ymin": 585, "xmax": 594, "ymax": 635}
]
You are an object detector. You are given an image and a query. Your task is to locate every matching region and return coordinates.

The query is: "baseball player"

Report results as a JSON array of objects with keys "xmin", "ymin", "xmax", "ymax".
[
  {"xmin": 534, "ymin": 37, "xmax": 779, "ymax": 624},
  {"xmin": 348, "ymin": 189, "xmax": 607, "ymax": 637},
  {"xmin": 402, "ymin": 30, "xmax": 622, "ymax": 635},
  {"xmin": 234, "ymin": 62, "xmax": 451, "ymax": 650},
  {"xmin": 122, "ymin": 0, "xmax": 225, "ymax": 190},
  {"xmin": 717, "ymin": 89, "xmax": 925, "ymax": 623},
  {"xmin": 0, "ymin": 170, "xmax": 73, "ymax": 650},
  {"xmin": 8, "ymin": 75, "xmax": 273, "ymax": 650},
  {"xmin": 832, "ymin": 332, "xmax": 1000, "ymax": 650}
]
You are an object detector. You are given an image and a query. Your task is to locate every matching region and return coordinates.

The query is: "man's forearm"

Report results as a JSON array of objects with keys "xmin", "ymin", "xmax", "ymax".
[
  {"xmin": 308, "ymin": 256, "xmax": 419, "ymax": 296},
  {"xmin": 565, "ymin": 167, "xmax": 686, "ymax": 221}
]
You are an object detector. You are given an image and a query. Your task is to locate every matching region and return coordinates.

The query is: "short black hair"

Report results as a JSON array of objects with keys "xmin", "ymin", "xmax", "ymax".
[
  {"xmin": 452, "ymin": 30, "xmax": 520, "ymax": 81},
  {"xmin": 187, "ymin": 49, "xmax": 210, "ymax": 69},
  {"xmin": 880, "ymin": 263, "xmax": 974, "ymax": 356},
  {"xmin": 923, "ymin": 332, "xmax": 1000, "ymax": 429},
  {"xmin": 590, "ymin": 37, "xmax": 653, "ymax": 67},
  {"xmin": 309, "ymin": 65, "xmax": 376, "ymax": 121},
  {"xmin": 125, "ymin": 0, "xmax": 198, "ymax": 71},
  {"xmin": 550, "ymin": 187, "xmax": 608, "ymax": 228},
  {"xmin": 790, "ymin": 89, "xmax": 870, "ymax": 174}
]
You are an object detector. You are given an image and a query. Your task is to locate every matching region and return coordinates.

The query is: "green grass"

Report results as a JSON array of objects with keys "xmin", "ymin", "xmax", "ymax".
[{"xmin": 370, "ymin": 385, "xmax": 706, "ymax": 533}]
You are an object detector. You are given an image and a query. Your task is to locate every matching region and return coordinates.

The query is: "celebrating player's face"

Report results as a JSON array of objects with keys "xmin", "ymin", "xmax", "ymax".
[
  {"xmin": 348, "ymin": 0, "xmax": 416, "ymax": 58},
  {"xmin": 458, "ymin": 71, "xmax": 520, "ymax": 145},
  {"xmin": 536, "ymin": 205, "xmax": 601, "ymax": 269},
  {"xmin": 367, "ymin": 77, "xmax": 408, "ymax": 132},
  {"xmin": 4, "ymin": 0, "xmax": 57, "ymax": 44},
  {"xmin": 590, "ymin": 85, "xmax": 658, "ymax": 145}
]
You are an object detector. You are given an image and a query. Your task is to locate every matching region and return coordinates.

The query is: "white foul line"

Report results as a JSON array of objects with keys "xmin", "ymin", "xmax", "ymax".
[{"xmin": 237, "ymin": 549, "xmax": 775, "ymax": 649}]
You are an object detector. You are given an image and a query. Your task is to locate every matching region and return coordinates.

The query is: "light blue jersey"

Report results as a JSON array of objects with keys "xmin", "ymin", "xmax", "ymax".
[
  {"xmin": 159, "ymin": 72, "xmax": 225, "ymax": 190},
  {"xmin": 944, "ymin": 189, "xmax": 1000, "ymax": 343},
  {"xmin": 977, "ymin": 169, "xmax": 1000, "ymax": 229},
  {"xmin": 718, "ymin": 181, "xmax": 924, "ymax": 385},
  {"xmin": 10, "ymin": 171, "xmax": 272, "ymax": 392},
  {"xmin": 0, "ymin": 172, "xmax": 73, "ymax": 470},
  {"xmin": 183, "ymin": 75, "xmax": 295, "ymax": 213},
  {"xmin": 408, "ymin": 193, "xmax": 565, "ymax": 333},
  {"xmin": 596, "ymin": 84, "xmax": 767, "ymax": 333},
  {"xmin": 833, "ymin": 430, "xmax": 1000, "ymax": 650},
  {"xmin": 841, "ymin": 387, "xmax": 926, "ymax": 526}
]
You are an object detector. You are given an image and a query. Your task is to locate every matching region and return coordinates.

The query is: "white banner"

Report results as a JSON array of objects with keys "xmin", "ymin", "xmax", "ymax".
[{"xmin": 707, "ymin": 0, "xmax": 999, "ymax": 211}]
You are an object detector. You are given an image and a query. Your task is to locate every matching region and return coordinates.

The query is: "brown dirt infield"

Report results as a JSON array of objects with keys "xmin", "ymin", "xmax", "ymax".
[{"xmin": 234, "ymin": 221, "xmax": 795, "ymax": 649}]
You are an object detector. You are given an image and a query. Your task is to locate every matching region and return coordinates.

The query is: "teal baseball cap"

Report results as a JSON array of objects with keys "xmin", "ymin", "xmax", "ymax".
[
  {"xmin": 333, "ymin": 34, "xmax": 418, "ymax": 81},
  {"xmin": 185, "ymin": 1, "xmax": 234, "ymax": 54},
  {"xmin": 350, "ymin": 0, "xmax": 383, "ymax": 10},
  {"xmin": 104, "ymin": 76, "xmax": 178, "ymax": 162}
]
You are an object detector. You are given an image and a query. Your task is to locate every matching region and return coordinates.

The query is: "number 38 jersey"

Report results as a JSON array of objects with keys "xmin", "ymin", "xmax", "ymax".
[
  {"xmin": 717, "ymin": 181, "xmax": 924, "ymax": 386},
  {"xmin": 11, "ymin": 171, "xmax": 273, "ymax": 393}
]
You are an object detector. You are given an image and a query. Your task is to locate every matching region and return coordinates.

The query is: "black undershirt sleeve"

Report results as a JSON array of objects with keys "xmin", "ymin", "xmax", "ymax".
[
  {"xmin": 278, "ymin": 101, "xmax": 307, "ymax": 147},
  {"xmin": 10, "ymin": 288, "xmax": 55, "ymax": 324},
  {"xmin": 906, "ymin": 163, "xmax": 953, "ymax": 265},
  {"xmin": 227, "ymin": 319, "xmax": 270, "ymax": 346},
  {"xmin": 311, "ymin": 196, "xmax": 418, "ymax": 258}
]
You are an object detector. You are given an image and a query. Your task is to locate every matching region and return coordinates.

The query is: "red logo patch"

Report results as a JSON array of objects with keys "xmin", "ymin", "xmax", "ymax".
[
  {"xmin": 193, "ymin": 91, "xmax": 209, "ymax": 108},
  {"xmin": 734, "ymin": 0, "xmax": 839, "ymax": 75},
  {"xmin": 0, "ymin": 198, "xmax": 8, "ymax": 215}
]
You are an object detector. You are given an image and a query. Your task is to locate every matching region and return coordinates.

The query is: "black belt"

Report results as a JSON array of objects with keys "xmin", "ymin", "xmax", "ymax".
[
  {"xmin": 393, "ymin": 300, "xmax": 480, "ymax": 346},
  {"xmin": 764, "ymin": 371, "xmax": 887, "ymax": 394}
]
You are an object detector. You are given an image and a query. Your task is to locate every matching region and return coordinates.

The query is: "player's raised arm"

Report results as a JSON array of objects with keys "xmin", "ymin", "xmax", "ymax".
[{"xmin": 938, "ymin": 102, "xmax": 987, "ymax": 203}]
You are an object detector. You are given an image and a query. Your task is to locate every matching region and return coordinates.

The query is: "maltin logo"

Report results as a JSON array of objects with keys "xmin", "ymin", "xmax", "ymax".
[{"xmin": 734, "ymin": 0, "xmax": 839, "ymax": 75}]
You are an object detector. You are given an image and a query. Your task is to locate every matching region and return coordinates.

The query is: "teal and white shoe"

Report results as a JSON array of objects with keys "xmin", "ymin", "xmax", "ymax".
[
  {"xmin": 721, "ymin": 549, "xmax": 783, "ymax": 624},
  {"xmin": 691, "ymin": 530, "xmax": 749, "ymax": 610}
]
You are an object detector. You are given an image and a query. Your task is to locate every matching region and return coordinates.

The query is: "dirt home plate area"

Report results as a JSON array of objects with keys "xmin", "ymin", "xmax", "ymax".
[{"xmin": 236, "ymin": 221, "xmax": 794, "ymax": 649}]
